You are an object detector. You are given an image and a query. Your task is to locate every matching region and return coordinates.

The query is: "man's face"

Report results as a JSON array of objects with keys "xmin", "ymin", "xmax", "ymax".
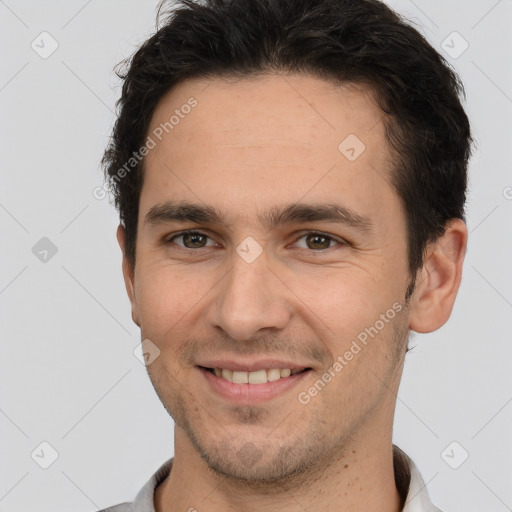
[{"xmin": 123, "ymin": 73, "xmax": 414, "ymax": 481}]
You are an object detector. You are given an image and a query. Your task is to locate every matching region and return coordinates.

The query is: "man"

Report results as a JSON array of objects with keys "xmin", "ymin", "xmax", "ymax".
[{"xmin": 100, "ymin": 0, "xmax": 472, "ymax": 510}]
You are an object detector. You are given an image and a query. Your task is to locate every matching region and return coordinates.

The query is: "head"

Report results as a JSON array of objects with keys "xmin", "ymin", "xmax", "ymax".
[{"xmin": 103, "ymin": 0, "xmax": 471, "ymax": 483}]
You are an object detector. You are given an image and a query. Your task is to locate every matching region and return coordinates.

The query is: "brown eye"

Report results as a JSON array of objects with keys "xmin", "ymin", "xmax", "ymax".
[
  {"xmin": 294, "ymin": 232, "xmax": 344, "ymax": 251},
  {"xmin": 305, "ymin": 234, "xmax": 332, "ymax": 250},
  {"xmin": 169, "ymin": 231, "xmax": 215, "ymax": 249},
  {"xmin": 183, "ymin": 232, "xmax": 207, "ymax": 248}
]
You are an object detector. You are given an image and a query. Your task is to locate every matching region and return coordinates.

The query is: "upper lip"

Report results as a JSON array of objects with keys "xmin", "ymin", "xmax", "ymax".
[{"xmin": 197, "ymin": 358, "xmax": 311, "ymax": 372}]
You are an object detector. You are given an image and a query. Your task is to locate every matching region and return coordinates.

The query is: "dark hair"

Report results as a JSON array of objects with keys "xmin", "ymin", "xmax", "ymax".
[{"xmin": 102, "ymin": 0, "xmax": 473, "ymax": 282}]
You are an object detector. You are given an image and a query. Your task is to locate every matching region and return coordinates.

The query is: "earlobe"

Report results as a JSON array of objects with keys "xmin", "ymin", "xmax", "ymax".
[
  {"xmin": 116, "ymin": 224, "xmax": 141, "ymax": 328},
  {"xmin": 408, "ymin": 219, "xmax": 468, "ymax": 333}
]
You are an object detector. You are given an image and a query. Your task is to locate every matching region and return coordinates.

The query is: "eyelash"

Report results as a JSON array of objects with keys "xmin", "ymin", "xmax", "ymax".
[{"xmin": 165, "ymin": 230, "xmax": 347, "ymax": 252}]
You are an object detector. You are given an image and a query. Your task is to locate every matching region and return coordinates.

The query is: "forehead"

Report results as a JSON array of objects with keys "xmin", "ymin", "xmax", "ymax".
[{"xmin": 140, "ymin": 73, "xmax": 400, "ymax": 230}]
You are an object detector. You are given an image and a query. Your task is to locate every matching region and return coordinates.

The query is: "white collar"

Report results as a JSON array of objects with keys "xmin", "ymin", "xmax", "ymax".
[{"xmin": 125, "ymin": 445, "xmax": 443, "ymax": 512}]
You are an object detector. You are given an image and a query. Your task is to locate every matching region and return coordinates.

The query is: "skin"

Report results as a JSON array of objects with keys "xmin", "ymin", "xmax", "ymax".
[{"xmin": 117, "ymin": 72, "xmax": 467, "ymax": 512}]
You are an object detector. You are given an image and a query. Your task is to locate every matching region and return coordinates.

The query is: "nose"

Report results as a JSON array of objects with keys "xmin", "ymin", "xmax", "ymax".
[{"xmin": 207, "ymin": 248, "xmax": 292, "ymax": 342}]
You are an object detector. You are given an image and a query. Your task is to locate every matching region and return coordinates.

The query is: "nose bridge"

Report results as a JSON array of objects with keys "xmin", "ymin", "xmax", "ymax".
[{"xmin": 209, "ymin": 245, "xmax": 291, "ymax": 341}]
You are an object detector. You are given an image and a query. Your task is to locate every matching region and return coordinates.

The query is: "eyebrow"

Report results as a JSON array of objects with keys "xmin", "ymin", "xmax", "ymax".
[{"xmin": 144, "ymin": 200, "xmax": 373, "ymax": 233}]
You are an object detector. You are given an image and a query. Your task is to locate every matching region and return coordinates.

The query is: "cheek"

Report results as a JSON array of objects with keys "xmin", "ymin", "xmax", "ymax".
[
  {"xmin": 296, "ymin": 269, "xmax": 405, "ymax": 367},
  {"xmin": 291, "ymin": 269, "xmax": 390, "ymax": 330},
  {"xmin": 134, "ymin": 265, "xmax": 201, "ymax": 335}
]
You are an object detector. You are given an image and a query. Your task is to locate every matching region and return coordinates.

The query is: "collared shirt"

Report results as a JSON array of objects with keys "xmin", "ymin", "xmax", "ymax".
[{"xmin": 98, "ymin": 445, "xmax": 443, "ymax": 512}]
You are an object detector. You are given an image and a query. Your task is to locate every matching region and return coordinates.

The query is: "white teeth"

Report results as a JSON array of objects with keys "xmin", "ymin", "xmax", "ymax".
[
  {"xmin": 267, "ymin": 368, "xmax": 281, "ymax": 381},
  {"xmin": 212, "ymin": 367, "xmax": 305, "ymax": 383},
  {"xmin": 232, "ymin": 371, "xmax": 249, "ymax": 384},
  {"xmin": 248, "ymin": 369, "xmax": 267, "ymax": 384},
  {"xmin": 222, "ymin": 368, "xmax": 233, "ymax": 381}
]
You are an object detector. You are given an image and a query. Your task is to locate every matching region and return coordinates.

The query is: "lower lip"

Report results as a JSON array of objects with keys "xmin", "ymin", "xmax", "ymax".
[{"xmin": 198, "ymin": 367, "xmax": 311, "ymax": 403}]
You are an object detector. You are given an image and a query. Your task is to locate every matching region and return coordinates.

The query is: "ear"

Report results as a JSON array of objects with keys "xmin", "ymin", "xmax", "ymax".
[
  {"xmin": 408, "ymin": 219, "xmax": 468, "ymax": 333},
  {"xmin": 116, "ymin": 224, "xmax": 141, "ymax": 327}
]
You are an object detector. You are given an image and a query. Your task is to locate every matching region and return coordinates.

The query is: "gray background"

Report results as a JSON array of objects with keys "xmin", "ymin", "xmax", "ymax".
[{"xmin": 1, "ymin": 0, "xmax": 511, "ymax": 510}]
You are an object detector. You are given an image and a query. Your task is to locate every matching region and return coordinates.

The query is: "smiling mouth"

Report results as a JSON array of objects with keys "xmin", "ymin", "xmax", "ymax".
[{"xmin": 199, "ymin": 366, "xmax": 312, "ymax": 384}]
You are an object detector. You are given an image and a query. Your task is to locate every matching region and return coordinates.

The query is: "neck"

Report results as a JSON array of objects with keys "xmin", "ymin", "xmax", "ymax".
[{"xmin": 155, "ymin": 425, "xmax": 403, "ymax": 512}]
